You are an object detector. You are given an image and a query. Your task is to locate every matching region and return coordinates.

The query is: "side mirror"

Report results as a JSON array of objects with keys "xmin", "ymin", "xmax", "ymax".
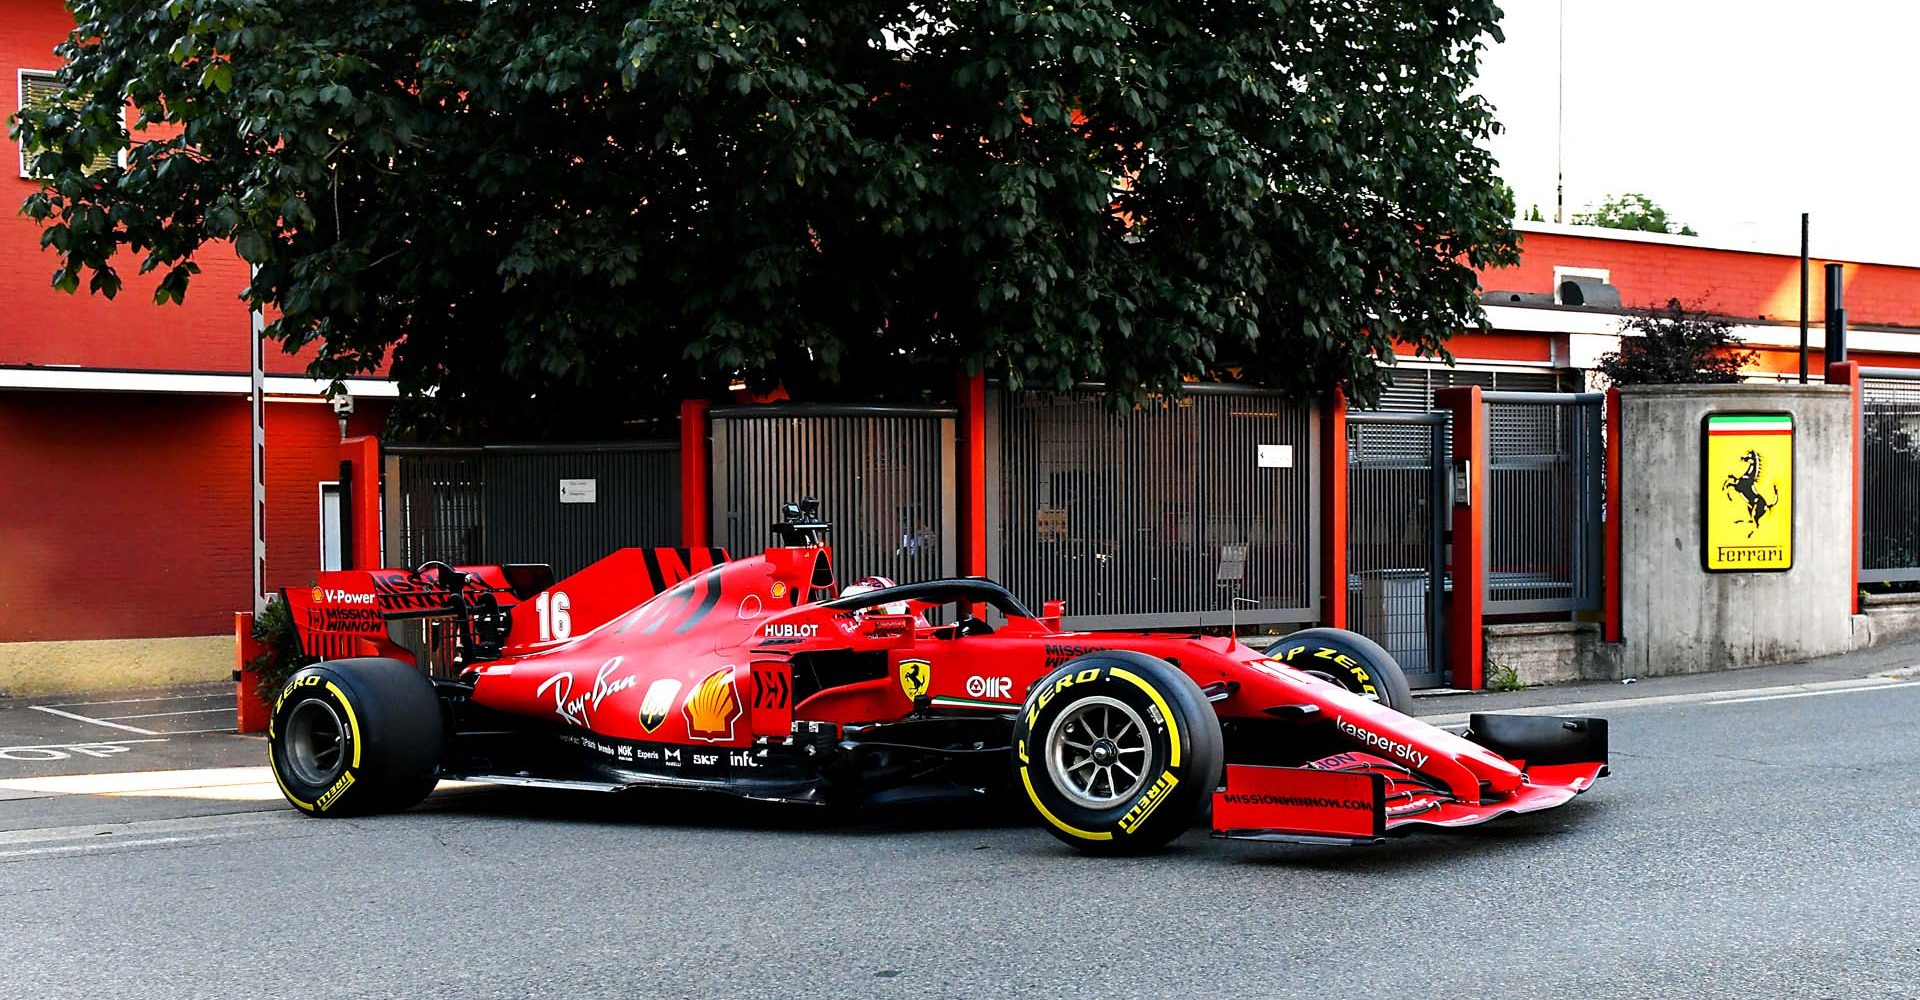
[{"xmin": 1041, "ymin": 599, "xmax": 1067, "ymax": 631}]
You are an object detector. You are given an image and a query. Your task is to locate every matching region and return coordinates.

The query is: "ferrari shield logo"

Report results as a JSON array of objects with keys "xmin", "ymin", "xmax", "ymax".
[
  {"xmin": 683, "ymin": 668, "xmax": 742, "ymax": 742},
  {"xmin": 637, "ymin": 678, "xmax": 680, "ymax": 733},
  {"xmin": 899, "ymin": 659, "xmax": 931, "ymax": 701},
  {"xmin": 1703, "ymin": 413, "xmax": 1793, "ymax": 572}
]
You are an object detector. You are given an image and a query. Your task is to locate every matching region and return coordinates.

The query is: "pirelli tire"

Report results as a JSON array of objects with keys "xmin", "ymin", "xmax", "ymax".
[
  {"xmin": 1265, "ymin": 627, "xmax": 1413, "ymax": 712},
  {"xmin": 269, "ymin": 658, "xmax": 443, "ymax": 817},
  {"xmin": 1012, "ymin": 651, "xmax": 1223, "ymax": 855}
]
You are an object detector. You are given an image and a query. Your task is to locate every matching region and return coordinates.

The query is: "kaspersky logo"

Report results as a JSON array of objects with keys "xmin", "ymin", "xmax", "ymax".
[{"xmin": 1333, "ymin": 716, "xmax": 1430, "ymax": 769}]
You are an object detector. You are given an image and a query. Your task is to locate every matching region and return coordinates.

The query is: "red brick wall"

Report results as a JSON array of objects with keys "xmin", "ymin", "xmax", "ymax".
[
  {"xmin": 0, "ymin": 392, "xmax": 386, "ymax": 641},
  {"xmin": 1481, "ymin": 230, "xmax": 1920, "ymax": 330},
  {"xmin": 0, "ymin": 0, "xmax": 311, "ymax": 375}
]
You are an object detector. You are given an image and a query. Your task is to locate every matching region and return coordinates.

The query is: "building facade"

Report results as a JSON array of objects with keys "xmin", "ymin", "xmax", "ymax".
[
  {"xmin": 6, "ymin": 0, "xmax": 1920, "ymax": 692},
  {"xmin": 0, "ymin": 0, "xmax": 393, "ymax": 693}
]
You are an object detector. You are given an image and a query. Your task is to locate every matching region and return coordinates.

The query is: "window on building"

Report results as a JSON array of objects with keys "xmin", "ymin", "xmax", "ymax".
[
  {"xmin": 18, "ymin": 69, "xmax": 118, "ymax": 178},
  {"xmin": 319, "ymin": 483, "xmax": 344, "ymax": 572}
]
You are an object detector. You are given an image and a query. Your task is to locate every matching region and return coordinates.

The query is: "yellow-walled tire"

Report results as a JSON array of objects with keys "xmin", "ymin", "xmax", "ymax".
[
  {"xmin": 269, "ymin": 658, "xmax": 442, "ymax": 817},
  {"xmin": 1012, "ymin": 651, "xmax": 1223, "ymax": 855},
  {"xmin": 1265, "ymin": 628, "xmax": 1414, "ymax": 712}
]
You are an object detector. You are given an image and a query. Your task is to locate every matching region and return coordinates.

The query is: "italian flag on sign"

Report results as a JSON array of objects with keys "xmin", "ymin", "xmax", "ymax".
[{"xmin": 1707, "ymin": 414, "xmax": 1794, "ymax": 436}]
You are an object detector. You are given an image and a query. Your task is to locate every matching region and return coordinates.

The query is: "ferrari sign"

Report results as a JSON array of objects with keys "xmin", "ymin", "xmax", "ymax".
[{"xmin": 1702, "ymin": 413, "xmax": 1793, "ymax": 572}]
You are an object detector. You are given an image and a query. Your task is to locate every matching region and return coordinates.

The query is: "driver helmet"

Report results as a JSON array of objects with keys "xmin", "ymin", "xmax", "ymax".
[{"xmin": 840, "ymin": 575, "xmax": 908, "ymax": 617}]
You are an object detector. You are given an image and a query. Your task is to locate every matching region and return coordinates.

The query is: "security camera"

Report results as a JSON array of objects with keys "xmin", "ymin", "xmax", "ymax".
[{"xmin": 330, "ymin": 390, "xmax": 355, "ymax": 438}]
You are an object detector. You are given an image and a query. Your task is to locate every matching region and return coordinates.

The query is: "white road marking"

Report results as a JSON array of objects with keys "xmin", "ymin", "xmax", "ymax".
[
  {"xmin": 0, "ymin": 739, "xmax": 171, "ymax": 764},
  {"xmin": 97, "ymin": 708, "xmax": 234, "ymax": 721},
  {"xmin": 0, "ymin": 739, "xmax": 171, "ymax": 754},
  {"xmin": 0, "ymin": 833, "xmax": 253, "ymax": 862},
  {"xmin": 1706, "ymin": 680, "xmax": 1920, "ymax": 706},
  {"xmin": 28, "ymin": 706, "xmax": 158, "ymax": 735},
  {"xmin": 42, "ymin": 693, "xmax": 227, "ymax": 708},
  {"xmin": 1420, "ymin": 673, "xmax": 1920, "ymax": 725}
]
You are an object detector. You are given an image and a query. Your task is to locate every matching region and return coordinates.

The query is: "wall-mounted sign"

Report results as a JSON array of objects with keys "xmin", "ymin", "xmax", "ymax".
[
  {"xmin": 1702, "ymin": 413, "xmax": 1793, "ymax": 572},
  {"xmin": 1257, "ymin": 444, "xmax": 1293, "ymax": 469},
  {"xmin": 1036, "ymin": 507, "xmax": 1069, "ymax": 540},
  {"xmin": 559, "ymin": 479, "xmax": 598, "ymax": 504}
]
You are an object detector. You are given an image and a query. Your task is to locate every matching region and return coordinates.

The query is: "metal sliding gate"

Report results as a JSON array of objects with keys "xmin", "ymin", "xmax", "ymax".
[
  {"xmin": 1861, "ymin": 368, "xmax": 1920, "ymax": 582},
  {"xmin": 1483, "ymin": 392, "xmax": 1604, "ymax": 614},
  {"xmin": 710, "ymin": 405, "xmax": 958, "ymax": 585},
  {"xmin": 384, "ymin": 443, "xmax": 682, "ymax": 577},
  {"xmin": 987, "ymin": 385, "xmax": 1319, "ymax": 630},
  {"xmin": 1346, "ymin": 412, "xmax": 1448, "ymax": 688}
]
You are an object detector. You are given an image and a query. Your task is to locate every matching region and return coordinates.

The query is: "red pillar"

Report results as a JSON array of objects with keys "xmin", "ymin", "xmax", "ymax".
[
  {"xmin": 1827, "ymin": 361, "xmax": 1862, "ymax": 614},
  {"xmin": 956, "ymin": 372, "xmax": 989, "ymax": 578},
  {"xmin": 1435, "ymin": 386, "xmax": 1486, "ymax": 689},
  {"xmin": 234, "ymin": 611, "xmax": 270, "ymax": 735},
  {"xmin": 1320, "ymin": 388, "xmax": 1349, "ymax": 628},
  {"xmin": 1603, "ymin": 386, "xmax": 1623, "ymax": 643},
  {"xmin": 679, "ymin": 399, "xmax": 712, "ymax": 547},
  {"xmin": 338, "ymin": 435, "xmax": 382, "ymax": 570}
]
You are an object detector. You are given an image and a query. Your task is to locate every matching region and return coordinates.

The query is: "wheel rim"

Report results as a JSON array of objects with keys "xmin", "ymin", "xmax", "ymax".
[
  {"xmin": 1305, "ymin": 668, "xmax": 1380, "ymax": 703},
  {"xmin": 1045, "ymin": 696, "xmax": 1153, "ymax": 809},
  {"xmin": 284, "ymin": 698, "xmax": 348, "ymax": 787}
]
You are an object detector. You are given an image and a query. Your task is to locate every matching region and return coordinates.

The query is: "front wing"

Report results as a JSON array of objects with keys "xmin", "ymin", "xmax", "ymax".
[{"xmin": 1212, "ymin": 713, "xmax": 1608, "ymax": 845}]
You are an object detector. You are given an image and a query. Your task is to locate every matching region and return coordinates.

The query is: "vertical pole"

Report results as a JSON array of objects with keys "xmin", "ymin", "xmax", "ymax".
[
  {"xmin": 679, "ymin": 399, "xmax": 712, "ymax": 548},
  {"xmin": 1603, "ymin": 386, "xmax": 1623, "ymax": 643},
  {"xmin": 249, "ymin": 268, "xmax": 266, "ymax": 615},
  {"xmin": 955, "ymin": 372, "xmax": 989, "ymax": 578},
  {"xmin": 1319, "ymin": 388, "xmax": 1349, "ymax": 629},
  {"xmin": 1436, "ymin": 386, "xmax": 1486, "ymax": 689},
  {"xmin": 1554, "ymin": 0, "xmax": 1565, "ymax": 224},
  {"xmin": 1828, "ymin": 361, "xmax": 1863, "ymax": 615},
  {"xmin": 1799, "ymin": 214, "xmax": 1810, "ymax": 384},
  {"xmin": 1824, "ymin": 263, "xmax": 1847, "ymax": 367}
]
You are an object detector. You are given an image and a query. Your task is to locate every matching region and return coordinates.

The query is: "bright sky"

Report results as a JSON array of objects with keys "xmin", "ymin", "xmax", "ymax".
[{"xmin": 1476, "ymin": 1, "xmax": 1920, "ymax": 264}]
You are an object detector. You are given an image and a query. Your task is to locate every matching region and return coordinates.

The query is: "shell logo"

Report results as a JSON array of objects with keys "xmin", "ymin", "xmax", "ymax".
[
  {"xmin": 311, "ymin": 586, "xmax": 325, "ymax": 603},
  {"xmin": 683, "ymin": 667, "xmax": 742, "ymax": 743}
]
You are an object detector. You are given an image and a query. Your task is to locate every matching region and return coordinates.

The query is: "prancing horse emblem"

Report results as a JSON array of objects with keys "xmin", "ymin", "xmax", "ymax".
[
  {"xmin": 899, "ymin": 659, "xmax": 931, "ymax": 701},
  {"xmin": 1722, "ymin": 450, "xmax": 1779, "ymax": 537}
]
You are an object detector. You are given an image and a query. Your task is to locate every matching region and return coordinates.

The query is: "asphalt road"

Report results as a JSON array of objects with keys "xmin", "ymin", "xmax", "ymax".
[{"xmin": 1, "ymin": 666, "xmax": 1917, "ymax": 999}]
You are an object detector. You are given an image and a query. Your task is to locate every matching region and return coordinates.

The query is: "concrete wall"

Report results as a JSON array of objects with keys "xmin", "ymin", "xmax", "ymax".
[
  {"xmin": 1619, "ymin": 384, "xmax": 1853, "ymax": 676},
  {"xmin": 1485, "ymin": 621, "xmax": 1619, "ymax": 686}
]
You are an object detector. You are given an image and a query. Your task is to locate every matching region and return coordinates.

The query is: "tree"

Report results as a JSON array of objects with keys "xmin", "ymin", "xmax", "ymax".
[
  {"xmin": 14, "ymin": 0, "xmax": 1517, "ymax": 438},
  {"xmin": 1572, "ymin": 192, "xmax": 1698, "ymax": 237},
  {"xmin": 1595, "ymin": 299, "xmax": 1753, "ymax": 386}
]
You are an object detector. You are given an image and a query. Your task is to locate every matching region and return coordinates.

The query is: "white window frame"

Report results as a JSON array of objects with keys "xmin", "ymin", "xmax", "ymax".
[
  {"xmin": 18, "ymin": 67, "xmax": 124, "ymax": 177},
  {"xmin": 1552, "ymin": 266, "xmax": 1612, "ymax": 306},
  {"xmin": 18, "ymin": 68, "xmax": 59, "ymax": 178},
  {"xmin": 319, "ymin": 481, "xmax": 345, "ymax": 572}
]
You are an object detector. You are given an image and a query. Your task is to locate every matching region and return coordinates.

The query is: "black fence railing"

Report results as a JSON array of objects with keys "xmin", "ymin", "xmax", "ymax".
[
  {"xmin": 987, "ymin": 384, "xmax": 1319, "ymax": 629},
  {"xmin": 384, "ymin": 443, "xmax": 681, "ymax": 578}
]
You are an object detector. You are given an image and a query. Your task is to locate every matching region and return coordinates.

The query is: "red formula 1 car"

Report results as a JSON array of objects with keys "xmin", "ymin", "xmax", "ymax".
[{"xmin": 269, "ymin": 501, "xmax": 1607, "ymax": 852}]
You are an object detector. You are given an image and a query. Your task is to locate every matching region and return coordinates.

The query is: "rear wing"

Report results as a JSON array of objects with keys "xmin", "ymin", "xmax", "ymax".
[
  {"xmin": 283, "ymin": 548, "xmax": 733, "ymax": 666},
  {"xmin": 282, "ymin": 565, "xmax": 527, "ymax": 662}
]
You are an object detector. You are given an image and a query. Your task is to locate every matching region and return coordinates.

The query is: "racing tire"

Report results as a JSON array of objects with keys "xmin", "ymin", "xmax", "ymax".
[
  {"xmin": 1264, "ymin": 627, "xmax": 1413, "ymax": 712},
  {"xmin": 1012, "ymin": 651, "xmax": 1223, "ymax": 855},
  {"xmin": 269, "ymin": 657, "xmax": 443, "ymax": 817}
]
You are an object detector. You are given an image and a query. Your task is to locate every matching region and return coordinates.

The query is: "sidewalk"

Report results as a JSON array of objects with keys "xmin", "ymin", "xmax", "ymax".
[{"xmin": 1410, "ymin": 632, "xmax": 1920, "ymax": 718}]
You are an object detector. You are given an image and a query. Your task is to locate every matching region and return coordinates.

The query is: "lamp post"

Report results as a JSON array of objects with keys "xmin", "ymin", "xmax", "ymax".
[{"xmin": 250, "ymin": 267, "xmax": 266, "ymax": 616}]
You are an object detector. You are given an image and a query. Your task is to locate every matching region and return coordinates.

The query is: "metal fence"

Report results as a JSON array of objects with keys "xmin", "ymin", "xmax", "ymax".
[
  {"xmin": 1346, "ymin": 411, "xmax": 1448, "ymax": 688},
  {"xmin": 383, "ymin": 443, "xmax": 681, "ymax": 577},
  {"xmin": 1484, "ymin": 392, "xmax": 1604, "ymax": 614},
  {"xmin": 1861, "ymin": 369, "xmax": 1920, "ymax": 582},
  {"xmin": 987, "ymin": 385, "xmax": 1318, "ymax": 629},
  {"xmin": 710, "ymin": 405, "xmax": 957, "ymax": 586}
]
